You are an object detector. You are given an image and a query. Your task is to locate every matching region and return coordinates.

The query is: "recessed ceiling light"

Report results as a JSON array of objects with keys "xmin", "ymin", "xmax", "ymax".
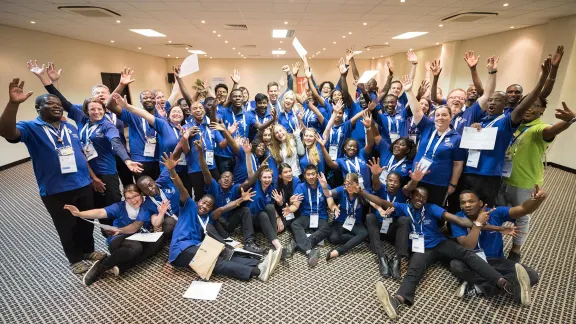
[
  {"xmin": 31, "ymin": 21, "xmax": 35, "ymax": 24},
  {"xmin": 225, "ymin": 40, "xmax": 228, "ymax": 43},
  {"xmin": 372, "ymin": 57, "xmax": 375, "ymax": 59},
  {"xmin": 363, "ymin": 22, "xmax": 367, "ymax": 26},
  {"xmin": 176, "ymin": 56, "xmax": 179, "ymax": 59},
  {"xmin": 409, "ymin": 48, "xmax": 413, "ymax": 50},
  {"xmin": 401, "ymin": 0, "xmax": 405, "ymax": 2},
  {"xmin": 342, "ymin": 35, "xmax": 346, "ymax": 38},
  {"xmin": 110, "ymin": 40, "xmax": 114, "ymax": 43},
  {"xmin": 217, "ymin": 34, "xmax": 221, "ymax": 37},
  {"xmin": 272, "ymin": 50, "xmax": 286, "ymax": 55},
  {"xmin": 385, "ymin": 42, "xmax": 389, "ymax": 45},
  {"xmin": 116, "ymin": 20, "xmax": 121, "ymax": 23},
  {"xmin": 348, "ymin": 32, "xmax": 352, "ymax": 35},
  {"xmin": 138, "ymin": 47, "xmax": 141, "ymax": 49},
  {"xmin": 280, "ymin": 41, "xmax": 283, "ymax": 43},
  {"xmin": 393, "ymin": 32, "xmax": 428, "ymax": 39},
  {"xmin": 130, "ymin": 29, "xmax": 166, "ymax": 37},
  {"xmin": 503, "ymin": 3, "xmax": 509, "ymax": 6},
  {"xmin": 323, "ymin": 48, "xmax": 326, "ymax": 50},
  {"xmin": 273, "ymin": 29, "xmax": 289, "ymax": 38},
  {"xmin": 201, "ymin": 20, "xmax": 205, "ymax": 23},
  {"xmin": 510, "ymin": 26, "xmax": 515, "ymax": 28},
  {"xmin": 278, "ymin": 47, "xmax": 281, "ymax": 50},
  {"xmin": 232, "ymin": 47, "xmax": 235, "ymax": 50},
  {"xmin": 312, "ymin": 55, "xmax": 315, "ymax": 58},
  {"xmin": 367, "ymin": 48, "xmax": 370, "ymax": 51},
  {"xmin": 213, "ymin": 30, "xmax": 216, "ymax": 33},
  {"xmin": 277, "ymin": 55, "xmax": 280, "ymax": 57},
  {"xmin": 284, "ymin": 21, "xmax": 288, "ymax": 24},
  {"xmin": 381, "ymin": 55, "xmax": 383, "ymax": 57},
  {"xmin": 167, "ymin": 54, "xmax": 171, "ymax": 57},
  {"xmin": 210, "ymin": 57, "xmax": 212, "ymax": 59},
  {"xmin": 333, "ymin": 41, "xmax": 336, "ymax": 44},
  {"xmin": 168, "ymin": 40, "xmax": 172, "ymax": 43},
  {"xmin": 238, "ymin": 52, "xmax": 241, "ymax": 54},
  {"xmin": 244, "ymin": 57, "xmax": 246, "ymax": 59},
  {"xmin": 188, "ymin": 50, "xmax": 207, "ymax": 54},
  {"xmin": 436, "ymin": 42, "xmax": 440, "ymax": 45}
]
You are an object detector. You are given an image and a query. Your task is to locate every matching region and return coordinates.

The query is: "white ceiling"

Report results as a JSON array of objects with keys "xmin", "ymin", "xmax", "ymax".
[{"xmin": 1, "ymin": 0, "xmax": 576, "ymax": 59}]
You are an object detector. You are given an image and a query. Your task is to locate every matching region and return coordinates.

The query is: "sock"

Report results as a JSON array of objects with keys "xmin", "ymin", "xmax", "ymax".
[
  {"xmin": 251, "ymin": 267, "xmax": 261, "ymax": 278},
  {"xmin": 497, "ymin": 278, "xmax": 507, "ymax": 288}
]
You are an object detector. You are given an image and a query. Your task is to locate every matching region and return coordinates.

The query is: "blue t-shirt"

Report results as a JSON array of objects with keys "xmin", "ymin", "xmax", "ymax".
[
  {"xmin": 139, "ymin": 168, "xmax": 181, "ymax": 220},
  {"xmin": 119, "ymin": 109, "xmax": 159, "ymax": 163},
  {"xmin": 299, "ymin": 142, "xmax": 325, "ymax": 175},
  {"xmin": 324, "ymin": 101, "xmax": 359, "ymax": 124},
  {"xmin": 451, "ymin": 207, "xmax": 512, "ymax": 258},
  {"xmin": 293, "ymin": 182, "xmax": 331, "ymax": 220},
  {"xmin": 301, "ymin": 102, "xmax": 327, "ymax": 133},
  {"xmin": 414, "ymin": 117, "xmax": 466, "ymax": 186},
  {"xmin": 380, "ymin": 108, "xmax": 410, "ymax": 143},
  {"xmin": 393, "ymin": 202, "xmax": 446, "ymax": 249},
  {"xmin": 13, "ymin": 117, "xmax": 92, "ymax": 196},
  {"xmin": 104, "ymin": 201, "xmax": 152, "ymax": 244},
  {"xmin": 216, "ymin": 106, "xmax": 255, "ymax": 158},
  {"xmin": 325, "ymin": 120, "xmax": 352, "ymax": 159},
  {"xmin": 464, "ymin": 113, "xmax": 517, "ymax": 177},
  {"xmin": 183, "ymin": 119, "xmax": 224, "ymax": 173},
  {"xmin": 336, "ymin": 149, "xmax": 372, "ymax": 191},
  {"xmin": 375, "ymin": 138, "xmax": 413, "ymax": 179},
  {"xmin": 153, "ymin": 117, "xmax": 186, "ymax": 173},
  {"xmin": 451, "ymin": 101, "xmax": 484, "ymax": 135},
  {"xmin": 332, "ymin": 186, "xmax": 364, "ymax": 224},
  {"xmin": 249, "ymin": 180, "xmax": 275, "ymax": 214},
  {"xmin": 169, "ymin": 197, "xmax": 213, "ymax": 263},
  {"xmin": 374, "ymin": 186, "xmax": 406, "ymax": 220},
  {"xmin": 247, "ymin": 110, "xmax": 272, "ymax": 140},
  {"xmin": 205, "ymin": 178, "xmax": 241, "ymax": 220},
  {"xmin": 277, "ymin": 109, "xmax": 299, "ymax": 134},
  {"xmin": 233, "ymin": 146, "xmax": 258, "ymax": 185}
]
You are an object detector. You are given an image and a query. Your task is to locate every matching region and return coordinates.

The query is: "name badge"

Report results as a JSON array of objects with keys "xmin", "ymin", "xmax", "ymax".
[
  {"xmin": 417, "ymin": 157, "xmax": 433, "ymax": 173},
  {"xmin": 409, "ymin": 134, "xmax": 417, "ymax": 143},
  {"xmin": 144, "ymin": 142, "xmax": 156, "ymax": 157},
  {"xmin": 379, "ymin": 170, "xmax": 389, "ymax": 183},
  {"xmin": 502, "ymin": 158, "xmax": 513, "ymax": 178},
  {"xmin": 309, "ymin": 213, "xmax": 319, "ymax": 228},
  {"xmin": 285, "ymin": 213, "xmax": 295, "ymax": 221},
  {"xmin": 380, "ymin": 218, "xmax": 392, "ymax": 234},
  {"xmin": 58, "ymin": 147, "xmax": 77, "ymax": 174},
  {"xmin": 177, "ymin": 154, "xmax": 187, "ymax": 166},
  {"xmin": 205, "ymin": 150, "xmax": 215, "ymax": 166},
  {"xmin": 475, "ymin": 249, "xmax": 487, "ymax": 262},
  {"xmin": 146, "ymin": 137, "xmax": 156, "ymax": 144},
  {"xmin": 342, "ymin": 216, "xmax": 355, "ymax": 231},
  {"xmin": 411, "ymin": 234, "xmax": 425, "ymax": 253},
  {"xmin": 467, "ymin": 149, "xmax": 481, "ymax": 168},
  {"xmin": 358, "ymin": 176, "xmax": 365, "ymax": 190},
  {"xmin": 390, "ymin": 132, "xmax": 400, "ymax": 142},
  {"xmin": 329, "ymin": 145, "xmax": 338, "ymax": 161},
  {"xmin": 83, "ymin": 143, "xmax": 98, "ymax": 161}
]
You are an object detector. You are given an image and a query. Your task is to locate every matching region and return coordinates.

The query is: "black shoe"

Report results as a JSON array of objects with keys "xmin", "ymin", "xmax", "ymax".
[
  {"xmin": 244, "ymin": 242, "xmax": 265, "ymax": 255},
  {"xmin": 507, "ymin": 251, "xmax": 521, "ymax": 262},
  {"xmin": 82, "ymin": 260, "xmax": 105, "ymax": 286},
  {"xmin": 376, "ymin": 282, "xmax": 401, "ymax": 319},
  {"xmin": 307, "ymin": 248, "xmax": 320, "ymax": 267},
  {"xmin": 390, "ymin": 255, "xmax": 401, "ymax": 279},
  {"xmin": 326, "ymin": 249, "xmax": 337, "ymax": 261},
  {"xmin": 456, "ymin": 281, "xmax": 478, "ymax": 298},
  {"xmin": 285, "ymin": 239, "xmax": 297, "ymax": 258},
  {"xmin": 378, "ymin": 255, "xmax": 391, "ymax": 278},
  {"xmin": 503, "ymin": 263, "xmax": 531, "ymax": 306}
]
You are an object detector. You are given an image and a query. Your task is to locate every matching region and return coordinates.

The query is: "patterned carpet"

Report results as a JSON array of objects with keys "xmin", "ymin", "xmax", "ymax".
[{"xmin": 0, "ymin": 162, "xmax": 575, "ymax": 323}]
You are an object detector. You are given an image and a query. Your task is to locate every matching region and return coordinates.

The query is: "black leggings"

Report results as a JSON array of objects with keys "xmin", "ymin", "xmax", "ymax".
[
  {"xmin": 189, "ymin": 169, "xmax": 220, "ymax": 201},
  {"xmin": 328, "ymin": 222, "xmax": 368, "ymax": 255},
  {"xmin": 418, "ymin": 181, "xmax": 448, "ymax": 207},
  {"xmin": 103, "ymin": 234, "xmax": 166, "ymax": 274},
  {"xmin": 253, "ymin": 204, "xmax": 278, "ymax": 244}
]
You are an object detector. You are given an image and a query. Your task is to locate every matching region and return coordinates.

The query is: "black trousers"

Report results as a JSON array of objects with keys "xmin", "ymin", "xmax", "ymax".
[
  {"xmin": 215, "ymin": 207, "xmax": 256, "ymax": 243},
  {"xmin": 328, "ymin": 222, "xmax": 368, "ymax": 255},
  {"xmin": 40, "ymin": 185, "xmax": 95, "ymax": 264},
  {"xmin": 253, "ymin": 204, "xmax": 278, "ymax": 244},
  {"xmin": 215, "ymin": 155, "xmax": 235, "ymax": 174},
  {"xmin": 103, "ymin": 234, "xmax": 166, "ymax": 274},
  {"xmin": 290, "ymin": 216, "xmax": 332, "ymax": 252},
  {"xmin": 397, "ymin": 239, "xmax": 503, "ymax": 305},
  {"xmin": 189, "ymin": 169, "xmax": 220, "ymax": 201},
  {"xmin": 450, "ymin": 257, "xmax": 539, "ymax": 297},
  {"xmin": 93, "ymin": 174, "xmax": 122, "ymax": 233},
  {"xmin": 115, "ymin": 155, "xmax": 134, "ymax": 187},
  {"xmin": 177, "ymin": 169, "xmax": 192, "ymax": 197},
  {"xmin": 163, "ymin": 215, "xmax": 177, "ymax": 238},
  {"xmin": 366, "ymin": 213, "xmax": 410, "ymax": 258},
  {"xmin": 135, "ymin": 162, "xmax": 160, "ymax": 183},
  {"xmin": 447, "ymin": 173, "xmax": 503, "ymax": 213},
  {"xmin": 418, "ymin": 182, "xmax": 448, "ymax": 206},
  {"xmin": 173, "ymin": 245, "xmax": 258, "ymax": 281}
]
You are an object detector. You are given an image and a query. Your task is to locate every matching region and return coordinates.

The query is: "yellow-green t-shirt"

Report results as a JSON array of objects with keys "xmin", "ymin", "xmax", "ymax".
[{"xmin": 504, "ymin": 118, "xmax": 552, "ymax": 189}]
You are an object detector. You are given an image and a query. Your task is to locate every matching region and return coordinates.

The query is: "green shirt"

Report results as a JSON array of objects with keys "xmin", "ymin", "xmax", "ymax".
[{"xmin": 504, "ymin": 118, "xmax": 552, "ymax": 189}]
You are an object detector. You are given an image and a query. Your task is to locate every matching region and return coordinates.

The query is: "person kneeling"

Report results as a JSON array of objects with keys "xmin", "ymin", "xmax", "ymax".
[{"xmin": 64, "ymin": 184, "xmax": 166, "ymax": 286}]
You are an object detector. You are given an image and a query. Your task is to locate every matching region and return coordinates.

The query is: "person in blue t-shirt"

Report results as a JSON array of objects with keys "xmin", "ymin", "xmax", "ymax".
[
  {"xmin": 246, "ymin": 93, "xmax": 277, "ymax": 141},
  {"xmin": 356, "ymin": 186, "xmax": 528, "ymax": 319},
  {"xmin": 0, "ymin": 78, "xmax": 105, "ymax": 274},
  {"xmin": 380, "ymin": 94, "xmax": 410, "ymax": 144},
  {"xmin": 450, "ymin": 189, "xmax": 544, "ymax": 303},
  {"xmin": 374, "ymin": 136, "xmax": 416, "ymax": 183},
  {"xmin": 296, "ymin": 90, "xmax": 327, "ymax": 134},
  {"xmin": 63, "ymin": 184, "xmax": 165, "ymax": 286},
  {"xmin": 299, "ymin": 128, "xmax": 325, "ymax": 175},
  {"xmin": 162, "ymin": 153, "xmax": 277, "ymax": 282},
  {"xmin": 271, "ymin": 163, "xmax": 302, "ymax": 232},
  {"xmin": 283, "ymin": 165, "xmax": 338, "ymax": 267}
]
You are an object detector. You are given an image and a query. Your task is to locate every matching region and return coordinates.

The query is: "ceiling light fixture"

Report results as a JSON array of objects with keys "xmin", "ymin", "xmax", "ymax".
[
  {"xmin": 436, "ymin": 42, "xmax": 440, "ymax": 45},
  {"xmin": 238, "ymin": 52, "xmax": 241, "ymax": 55},
  {"xmin": 372, "ymin": 57, "xmax": 375, "ymax": 59},
  {"xmin": 348, "ymin": 32, "xmax": 352, "ymax": 34},
  {"xmin": 213, "ymin": 30, "xmax": 216, "ymax": 33},
  {"xmin": 409, "ymin": 48, "xmax": 413, "ymax": 50},
  {"xmin": 272, "ymin": 50, "xmax": 286, "ymax": 55},
  {"xmin": 110, "ymin": 40, "xmax": 114, "ymax": 43},
  {"xmin": 176, "ymin": 57, "xmax": 179, "ymax": 59},
  {"xmin": 392, "ymin": 31, "xmax": 428, "ymax": 39},
  {"xmin": 188, "ymin": 50, "xmax": 207, "ymax": 54},
  {"xmin": 401, "ymin": 0, "xmax": 405, "ymax": 2},
  {"xmin": 503, "ymin": 3, "xmax": 509, "ymax": 7},
  {"xmin": 284, "ymin": 21, "xmax": 288, "ymax": 24},
  {"xmin": 333, "ymin": 41, "xmax": 336, "ymax": 44},
  {"xmin": 31, "ymin": 21, "xmax": 35, "ymax": 24},
  {"xmin": 280, "ymin": 41, "xmax": 283, "ymax": 43},
  {"xmin": 323, "ymin": 48, "xmax": 326, "ymax": 50},
  {"xmin": 363, "ymin": 22, "xmax": 367, "ymax": 26},
  {"xmin": 168, "ymin": 40, "xmax": 172, "ymax": 43},
  {"xmin": 510, "ymin": 26, "xmax": 515, "ymax": 28},
  {"xmin": 167, "ymin": 54, "xmax": 171, "ymax": 57},
  {"xmin": 225, "ymin": 40, "xmax": 228, "ymax": 43},
  {"xmin": 367, "ymin": 48, "xmax": 370, "ymax": 51},
  {"xmin": 138, "ymin": 47, "xmax": 141, "ymax": 49},
  {"xmin": 210, "ymin": 57, "xmax": 212, "ymax": 59},
  {"xmin": 273, "ymin": 29, "xmax": 289, "ymax": 38},
  {"xmin": 385, "ymin": 42, "xmax": 389, "ymax": 44},
  {"xmin": 130, "ymin": 29, "xmax": 166, "ymax": 37},
  {"xmin": 201, "ymin": 20, "xmax": 205, "ymax": 23},
  {"xmin": 233, "ymin": 47, "xmax": 236, "ymax": 49},
  {"xmin": 343, "ymin": 35, "xmax": 346, "ymax": 38},
  {"xmin": 217, "ymin": 34, "xmax": 221, "ymax": 37},
  {"xmin": 116, "ymin": 20, "xmax": 120, "ymax": 23}
]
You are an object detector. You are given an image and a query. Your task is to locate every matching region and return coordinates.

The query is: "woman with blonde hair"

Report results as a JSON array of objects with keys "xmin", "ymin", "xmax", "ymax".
[
  {"xmin": 277, "ymin": 90, "xmax": 303, "ymax": 134},
  {"xmin": 299, "ymin": 127, "xmax": 325, "ymax": 175},
  {"xmin": 269, "ymin": 123, "xmax": 304, "ymax": 178}
]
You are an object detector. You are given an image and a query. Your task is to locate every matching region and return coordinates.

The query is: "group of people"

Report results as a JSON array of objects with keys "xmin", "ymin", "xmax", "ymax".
[{"xmin": 1, "ymin": 44, "xmax": 574, "ymax": 319}]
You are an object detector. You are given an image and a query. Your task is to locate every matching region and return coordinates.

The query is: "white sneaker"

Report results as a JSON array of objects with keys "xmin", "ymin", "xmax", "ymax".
[
  {"xmin": 269, "ymin": 247, "xmax": 282, "ymax": 277},
  {"xmin": 258, "ymin": 250, "xmax": 273, "ymax": 282},
  {"xmin": 110, "ymin": 266, "xmax": 120, "ymax": 277}
]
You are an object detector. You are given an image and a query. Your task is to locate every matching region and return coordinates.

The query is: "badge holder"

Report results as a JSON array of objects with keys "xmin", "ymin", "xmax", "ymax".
[
  {"xmin": 475, "ymin": 248, "xmax": 487, "ymax": 262},
  {"xmin": 409, "ymin": 134, "xmax": 417, "ymax": 143},
  {"xmin": 144, "ymin": 137, "xmax": 156, "ymax": 157},
  {"xmin": 177, "ymin": 154, "xmax": 187, "ymax": 166},
  {"xmin": 329, "ymin": 145, "xmax": 338, "ymax": 161},
  {"xmin": 309, "ymin": 213, "xmax": 319, "ymax": 229},
  {"xmin": 390, "ymin": 132, "xmax": 400, "ymax": 142},
  {"xmin": 502, "ymin": 158, "xmax": 513, "ymax": 178},
  {"xmin": 358, "ymin": 176, "xmax": 365, "ymax": 190},
  {"xmin": 379, "ymin": 170, "xmax": 389, "ymax": 183},
  {"xmin": 380, "ymin": 218, "xmax": 392, "ymax": 234},
  {"xmin": 285, "ymin": 213, "xmax": 295, "ymax": 221},
  {"xmin": 417, "ymin": 157, "xmax": 433, "ymax": 173},
  {"xmin": 411, "ymin": 234, "xmax": 425, "ymax": 253},
  {"xmin": 58, "ymin": 146, "xmax": 78, "ymax": 174},
  {"xmin": 83, "ymin": 142, "xmax": 99, "ymax": 161},
  {"xmin": 205, "ymin": 150, "xmax": 215, "ymax": 166},
  {"xmin": 342, "ymin": 216, "xmax": 355, "ymax": 231},
  {"xmin": 466, "ymin": 149, "xmax": 481, "ymax": 169}
]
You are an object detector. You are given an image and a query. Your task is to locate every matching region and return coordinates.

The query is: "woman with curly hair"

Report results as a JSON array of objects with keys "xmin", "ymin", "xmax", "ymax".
[{"xmin": 268, "ymin": 123, "xmax": 304, "ymax": 178}]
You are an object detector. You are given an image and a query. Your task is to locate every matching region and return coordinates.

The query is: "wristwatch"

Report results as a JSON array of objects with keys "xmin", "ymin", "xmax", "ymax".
[
  {"xmin": 488, "ymin": 70, "xmax": 498, "ymax": 74},
  {"xmin": 449, "ymin": 183, "xmax": 457, "ymax": 188},
  {"xmin": 473, "ymin": 221, "xmax": 484, "ymax": 227},
  {"xmin": 568, "ymin": 117, "xmax": 576, "ymax": 125}
]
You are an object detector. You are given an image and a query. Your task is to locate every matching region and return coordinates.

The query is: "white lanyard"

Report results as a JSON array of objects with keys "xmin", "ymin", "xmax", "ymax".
[
  {"xmin": 304, "ymin": 109, "xmax": 314, "ymax": 127},
  {"xmin": 423, "ymin": 129, "xmax": 448, "ymax": 160},
  {"xmin": 386, "ymin": 191, "xmax": 397, "ymax": 203},
  {"xmin": 330, "ymin": 125, "xmax": 342, "ymax": 145},
  {"xmin": 202, "ymin": 126, "xmax": 213, "ymax": 150},
  {"xmin": 406, "ymin": 206, "xmax": 425, "ymax": 234},
  {"xmin": 307, "ymin": 187, "xmax": 320, "ymax": 215},
  {"xmin": 171, "ymin": 125, "xmax": 181, "ymax": 139},
  {"xmin": 345, "ymin": 194, "xmax": 358, "ymax": 218},
  {"xmin": 345, "ymin": 156, "xmax": 361, "ymax": 174},
  {"xmin": 466, "ymin": 227, "xmax": 482, "ymax": 250},
  {"xmin": 150, "ymin": 191, "xmax": 173, "ymax": 216},
  {"xmin": 80, "ymin": 123, "xmax": 99, "ymax": 145},
  {"xmin": 387, "ymin": 156, "xmax": 406, "ymax": 172},
  {"xmin": 42, "ymin": 124, "xmax": 71, "ymax": 149},
  {"xmin": 105, "ymin": 112, "xmax": 116, "ymax": 125},
  {"xmin": 284, "ymin": 111, "xmax": 295, "ymax": 132},
  {"xmin": 483, "ymin": 114, "xmax": 505, "ymax": 128},
  {"xmin": 387, "ymin": 115, "xmax": 399, "ymax": 133},
  {"xmin": 233, "ymin": 111, "xmax": 247, "ymax": 136},
  {"xmin": 250, "ymin": 154, "xmax": 258, "ymax": 169},
  {"xmin": 453, "ymin": 116, "xmax": 462, "ymax": 129},
  {"xmin": 142, "ymin": 118, "xmax": 156, "ymax": 138},
  {"xmin": 197, "ymin": 214, "xmax": 209, "ymax": 234}
]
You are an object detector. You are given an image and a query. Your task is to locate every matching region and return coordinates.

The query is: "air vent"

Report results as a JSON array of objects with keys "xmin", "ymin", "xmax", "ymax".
[
  {"xmin": 224, "ymin": 24, "xmax": 248, "ymax": 30},
  {"xmin": 166, "ymin": 43, "xmax": 193, "ymax": 48},
  {"xmin": 58, "ymin": 6, "xmax": 120, "ymax": 18},
  {"xmin": 442, "ymin": 12, "xmax": 498, "ymax": 23},
  {"xmin": 241, "ymin": 45, "xmax": 257, "ymax": 48},
  {"xmin": 365, "ymin": 44, "xmax": 390, "ymax": 50}
]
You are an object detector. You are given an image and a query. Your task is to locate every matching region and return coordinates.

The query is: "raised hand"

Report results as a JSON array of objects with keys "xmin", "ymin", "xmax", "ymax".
[
  {"xmin": 464, "ymin": 50, "xmax": 480, "ymax": 68},
  {"xmin": 555, "ymin": 102, "xmax": 575, "ymax": 122},
  {"xmin": 382, "ymin": 207, "xmax": 395, "ymax": 217},
  {"xmin": 486, "ymin": 55, "xmax": 499, "ymax": 73},
  {"xmin": 240, "ymin": 187, "xmax": 257, "ymax": 202},
  {"xmin": 120, "ymin": 67, "xmax": 135, "ymax": 86},
  {"xmin": 63, "ymin": 204, "xmax": 80, "ymax": 217},
  {"xmin": 367, "ymin": 100, "xmax": 377, "ymax": 111},
  {"xmin": 338, "ymin": 57, "xmax": 348, "ymax": 75},
  {"xmin": 430, "ymin": 60, "xmax": 442, "ymax": 76},
  {"xmin": 8, "ymin": 78, "xmax": 33, "ymax": 104},
  {"xmin": 158, "ymin": 200, "xmax": 170, "ymax": 215},
  {"xmin": 160, "ymin": 152, "xmax": 178, "ymax": 170},
  {"xmin": 292, "ymin": 61, "xmax": 300, "ymax": 75},
  {"xmin": 314, "ymin": 133, "xmax": 326, "ymax": 146},
  {"xmin": 242, "ymin": 139, "xmax": 252, "ymax": 155},
  {"xmin": 231, "ymin": 69, "xmax": 240, "ymax": 84},
  {"xmin": 551, "ymin": 45, "xmax": 564, "ymax": 67},
  {"xmin": 126, "ymin": 160, "xmax": 144, "ymax": 173},
  {"xmin": 260, "ymin": 154, "xmax": 271, "ymax": 168},
  {"xmin": 209, "ymin": 122, "xmax": 225, "ymax": 132},
  {"xmin": 425, "ymin": 61, "xmax": 431, "ymax": 71},
  {"xmin": 401, "ymin": 75, "xmax": 413, "ymax": 92},
  {"xmin": 476, "ymin": 204, "xmax": 495, "ymax": 224},
  {"xmin": 500, "ymin": 224, "xmax": 522, "ymax": 238},
  {"xmin": 47, "ymin": 62, "xmax": 62, "ymax": 82},
  {"xmin": 193, "ymin": 139, "xmax": 203, "ymax": 152},
  {"xmin": 345, "ymin": 46, "xmax": 356, "ymax": 64},
  {"xmin": 156, "ymin": 102, "xmax": 166, "ymax": 117},
  {"xmin": 304, "ymin": 65, "xmax": 312, "ymax": 78},
  {"xmin": 386, "ymin": 60, "xmax": 394, "ymax": 75},
  {"xmin": 279, "ymin": 74, "xmax": 287, "ymax": 88},
  {"xmin": 317, "ymin": 172, "xmax": 328, "ymax": 187},
  {"xmin": 360, "ymin": 110, "xmax": 372, "ymax": 128},
  {"xmin": 290, "ymin": 194, "xmax": 304, "ymax": 204},
  {"xmin": 281, "ymin": 65, "xmax": 290, "ymax": 73},
  {"xmin": 188, "ymin": 126, "xmax": 200, "ymax": 139},
  {"xmin": 282, "ymin": 203, "xmax": 292, "ymax": 217},
  {"xmin": 27, "ymin": 60, "xmax": 45, "ymax": 76},
  {"xmin": 333, "ymin": 99, "xmax": 344, "ymax": 112},
  {"xmin": 228, "ymin": 121, "xmax": 239, "ymax": 135},
  {"xmin": 541, "ymin": 56, "xmax": 552, "ymax": 78},
  {"xmin": 272, "ymin": 189, "xmax": 284, "ymax": 205},
  {"xmin": 409, "ymin": 164, "xmax": 431, "ymax": 182},
  {"xmin": 531, "ymin": 184, "xmax": 547, "ymax": 201},
  {"xmin": 368, "ymin": 157, "xmax": 385, "ymax": 176},
  {"xmin": 406, "ymin": 50, "xmax": 418, "ymax": 64},
  {"xmin": 173, "ymin": 65, "xmax": 181, "ymax": 78}
]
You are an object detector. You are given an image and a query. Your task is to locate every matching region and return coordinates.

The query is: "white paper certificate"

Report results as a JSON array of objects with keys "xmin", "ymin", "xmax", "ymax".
[{"xmin": 460, "ymin": 127, "xmax": 498, "ymax": 150}]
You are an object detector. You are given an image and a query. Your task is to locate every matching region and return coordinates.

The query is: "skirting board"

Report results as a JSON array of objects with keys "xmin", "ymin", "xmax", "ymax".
[{"xmin": 0, "ymin": 157, "xmax": 31, "ymax": 172}]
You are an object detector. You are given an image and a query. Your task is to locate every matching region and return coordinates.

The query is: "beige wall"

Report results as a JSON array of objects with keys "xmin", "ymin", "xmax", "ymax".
[{"xmin": 0, "ymin": 25, "xmax": 170, "ymax": 167}]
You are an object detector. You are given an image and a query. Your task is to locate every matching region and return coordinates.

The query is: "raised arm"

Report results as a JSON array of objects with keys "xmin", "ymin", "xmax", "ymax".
[
  {"xmin": 254, "ymin": 108, "xmax": 277, "ymax": 131},
  {"xmin": 345, "ymin": 47, "xmax": 360, "ymax": 80},
  {"xmin": 430, "ymin": 60, "xmax": 442, "ymax": 104},
  {"xmin": 338, "ymin": 58, "xmax": 354, "ymax": 108},
  {"xmin": 111, "ymin": 93, "xmax": 155, "ymax": 127},
  {"xmin": 402, "ymin": 75, "xmax": 423, "ymax": 124},
  {"xmin": 317, "ymin": 172, "xmax": 332, "ymax": 197},
  {"xmin": 210, "ymin": 122, "xmax": 239, "ymax": 155},
  {"xmin": 454, "ymin": 206, "xmax": 492, "ymax": 249},
  {"xmin": 540, "ymin": 45, "xmax": 564, "ymax": 100},
  {"xmin": 510, "ymin": 57, "xmax": 550, "ymax": 124},
  {"xmin": 367, "ymin": 157, "xmax": 385, "ymax": 191},
  {"xmin": 315, "ymin": 133, "xmax": 339, "ymax": 170},
  {"xmin": 160, "ymin": 152, "xmax": 190, "ymax": 203},
  {"xmin": 357, "ymin": 186, "xmax": 394, "ymax": 209},
  {"xmin": 0, "ymin": 78, "xmax": 33, "ymax": 141},
  {"xmin": 463, "ymin": 50, "xmax": 485, "ymax": 98},
  {"xmin": 476, "ymin": 56, "xmax": 499, "ymax": 111},
  {"xmin": 542, "ymin": 102, "xmax": 575, "ymax": 141},
  {"xmin": 378, "ymin": 61, "xmax": 394, "ymax": 103},
  {"xmin": 166, "ymin": 78, "xmax": 181, "ymax": 106},
  {"xmin": 173, "ymin": 65, "xmax": 193, "ymax": 108},
  {"xmin": 402, "ymin": 166, "xmax": 429, "ymax": 196},
  {"xmin": 213, "ymin": 187, "xmax": 256, "ymax": 220},
  {"xmin": 406, "ymin": 50, "xmax": 418, "ymax": 85},
  {"xmin": 241, "ymin": 156, "xmax": 270, "ymax": 191},
  {"xmin": 361, "ymin": 111, "xmax": 374, "ymax": 154},
  {"xmin": 305, "ymin": 66, "xmax": 325, "ymax": 107}
]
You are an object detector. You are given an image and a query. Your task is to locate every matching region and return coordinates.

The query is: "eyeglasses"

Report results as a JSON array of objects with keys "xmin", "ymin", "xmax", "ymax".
[
  {"xmin": 125, "ymin": 194, "xmax": 140, "ymax": 201},
  {"xmin": 447, "ymin": 96, "xmax": 465, "ymax": 101}
]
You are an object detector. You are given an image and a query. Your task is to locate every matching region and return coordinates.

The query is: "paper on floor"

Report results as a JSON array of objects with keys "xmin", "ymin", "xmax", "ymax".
[
  {"xmin": 126, "ymin": 232, "xmax": 163, "ymax": 242},
  {"xmin": 183, "ymin": 281, "xmax": 223, "ymax": 301}
]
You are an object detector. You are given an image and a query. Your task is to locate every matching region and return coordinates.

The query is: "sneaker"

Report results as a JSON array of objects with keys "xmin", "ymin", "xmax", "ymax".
[
  {"xmin": 503, "ymin": 263, "xmax": 531, "ymax": 306},
  {"xmin": 110, "ymin": 266, "xmax": 120, "ymax": 277},
  {"xmin": 71, "ymin": 261, "xmax": 89, "ymax": 274},
  {"xmin": 285, "ymin": 239, "xmax": 297, "ymax": 259},
  {"xmin": 244, "ymin": 242, "xmax": 265, "ymax": 255},
  {"xmin": 456, "ymin": 281, "xmax": 477, "ymax": 298},
  {"xmin": 376, "ymin": 282, "xmax": 401, "ymax": 319},
  {"xmin": 257, "ymin": 250, "xmax": 273, "ymax": 282},
  {"xmin": 82, "ymin": 260, "xmax": 105, "ymax": 286},
  {"xmin": 307, "ymin": 248, "xmax": 320, "ymax": 268},
  {"xmin": 270, "ymin": 248, "xmax": 283, "ymax": 276},
  {"xmin": 507, "ymin": 251, "xmax": 521, "ymax": 263},
  {"xmin": 84, "ymin": 251, "xmax": 107, "ymax": 261}
]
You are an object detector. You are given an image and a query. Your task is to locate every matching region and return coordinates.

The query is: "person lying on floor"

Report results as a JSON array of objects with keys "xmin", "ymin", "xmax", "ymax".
[
  {"xmin": 64, "ymin": 184, "xmax": 165, "ymax": 286},
  {"xmin": 164, "ymin": 151, "xmax": 277, "ymax": 282},
  {"xmin": 450, "ymin": 187, "xmax": 545, "ymax": 304}
]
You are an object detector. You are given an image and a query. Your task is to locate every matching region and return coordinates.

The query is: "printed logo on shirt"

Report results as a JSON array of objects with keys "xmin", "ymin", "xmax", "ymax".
[
  {"xmin": 423, "ymin": 219, "xmax": 432, "ymax": 225},
  {"xmin": 163, "ymin": 188, "xmax": 176, "ymax": 195}
]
